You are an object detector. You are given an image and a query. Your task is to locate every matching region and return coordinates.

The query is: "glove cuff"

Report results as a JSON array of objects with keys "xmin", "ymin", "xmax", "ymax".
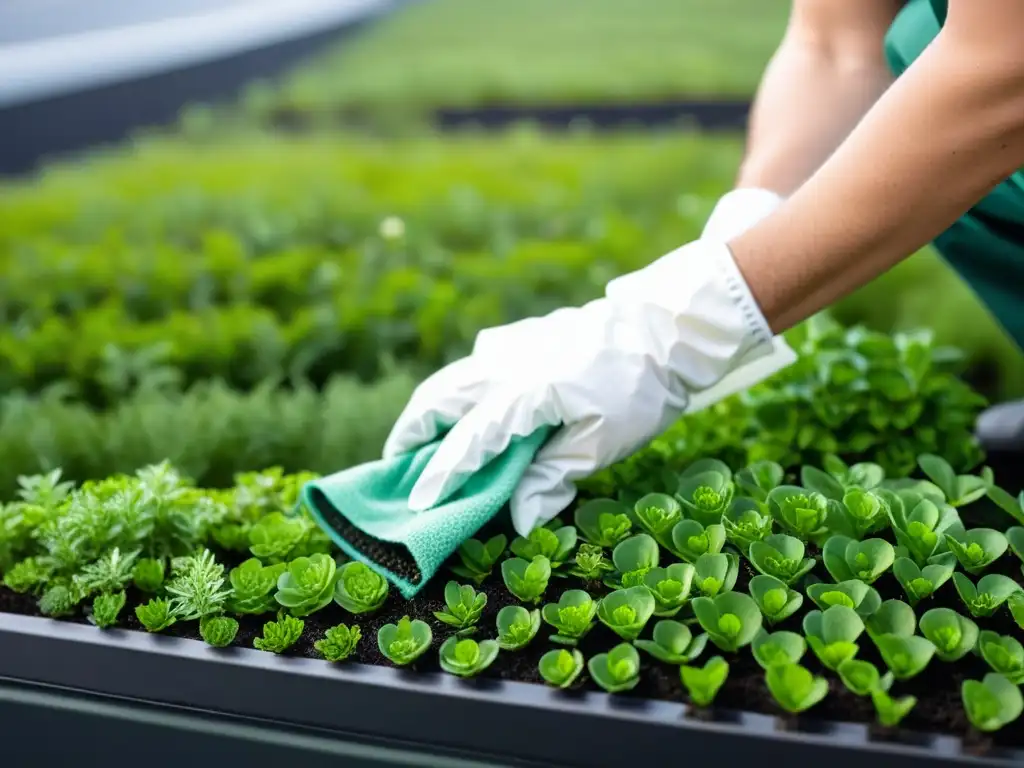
[
  {"xmin": 701, "ymin": 187, "xmax": 784, "ymax": 242},
  {"xmin": 604, "ymin": 239, "xmax": 778, "ymax": 392}
]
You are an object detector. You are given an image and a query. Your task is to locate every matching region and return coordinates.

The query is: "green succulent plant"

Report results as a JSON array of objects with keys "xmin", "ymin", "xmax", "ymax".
[
  {"xmin": 668, "ymin": 520, "xmax": 726, "ymax": 563},
  {"xmin": 677, "ymin": 464, "xmax": 735, "ymax": 528},
  {"xmin": 495, "ymin": 605, "xmax": 541, "ymax": 651},
  {"xmin": 588, "ymin": 643, "xmax": 641, "ymax": 693},
  {"xmin": 510, "ymin": 524, "xmax": 577, "ymax": 571},
  {"xmin": 450, "ymin": 534, "xmax": 507, "ymax": 584},
  {"xmin": 837, "ymin": 658, "xmax": 892, "ymax": 697},
  {"xmin": 721, "ymin": 498, "xmax": 774, "ymax": 550},
  {"xmin": 199, "ymin": 615, "xmax": 239, "ymax": 648},
  {"xmin": 805, "ymin": 579, "xmax": 882, "ymax": 617},
  {"xmin": 679, "ymin": 656, "xmax": 729, "ymax": 707},
  {"xmin": 567, "ymin": 543, "xmax": 614, "ymax": 581},
  {"xmin": 439, "ymin": 637, "xmax": 499, "ymax": 678},
  {"xmin": 748, "ymin": 534, "xmax": 816, "ymax": 585},
  {"xmin": 751, "ymin": 629, "xmax": 807, "ymax": 670},
  {"xmin": 542, "ymin": 589, "xmax": 599, "ymax": 645},
  {"xmin": 748, "ymin": 575, "xmax": 803, "ymax": 625},
  {"xmin": 539, "ymin": 649, "xmax": 584, "ymax": 688},
  {"xmin": 314, "ymin": 623, "xmax": 361, "ymax": 662},
  {"xmin": 952, "ymin": 572, "xmax": 1022, "ymax": 618},
  {"xmin": 765, "ymin": 663, "xmax": 829, "ymax": 714},
  {"xmin": 918, "ymin": 608, "xmax": 978, "ymax": 662},
  {"xmin": 378, "ymin": 616, "xmax": 432, "ymax": 666},
  {"xmin": 962, "ymin": 674, "xmax": 1024, "ymax": 732},
  {"xmin": 767, "ymin": 486, "xmax": 830, "ymax": 542},
  {"xmin": 943, "ymin": 528, "xmax": 1008, "ymax": 575},
  {"xmin": 822, "ymin": 535, "xmax": 895, "ymax": 584},
  {"xmin": 574, "ymin": 499, "xmax": 634, "ymax": 548},
  {"xmin": 433, "ymin": 581, "xmax": 487, "ymax": 635},
  {"xmin": 692, "ymin": 592, "xmax": 762, "ymax": 653},
  {"xmin": 633, "ymin": 493, "xmax": 684, "ymax": 547},
  {"xmin": 333, "ymin": 562, "xmax": 389, "ymax": 614},
  {"xmin": 642, "ymin": 563, "xmax": 695, "ymax": 617},
  {"xmin": 606, "ymin": 533, "xmax": 660, "ymax": 589},
  {"xmin": 501, "ymin": 555, "xmax": 552, "ymax": 604},
  {"xmin": 597, "ymin": 586, "xmax": 655, "ymax": 641},
  {"xmin": 275, "ymin": 553, "xmax": 338, "ymax": 617},
  {"xmin": 633, "ymin": 619, "xmax": 708, "ymax": 665},
  {"xmin": 803, "ymin": 605, "xmax": 865, "ymax": 670},
  {"xmin": 978, "ymin": 631, "xmax": 1024, "ymax": 684},
  {"xmin": 892, "ymin": 555, "xmax": 956, "ymax": 606},
  {"xmin": 692, "ymin": 552, "xmax": 739, "ymax": 597},
  {"xmin": 253, "ymin": 614, "xmax": 304, "ymax": 654}
]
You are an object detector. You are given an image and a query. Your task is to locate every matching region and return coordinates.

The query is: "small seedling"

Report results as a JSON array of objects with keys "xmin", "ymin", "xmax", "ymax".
[
  {"xmin": 378, "ymin": 616, "xmax": 432, "ymax": 666},
  {"xmin": 228, "ymin": 558, "xmax": 286, "ymax": 615},
  {"xmin": 135, "ymin": 598, "xmax": 176, "ymax": 632},
  {"xmin": 751, "ymin": 630, "xmax": 806, "ymax": 670},
  {"xmin": 433, "ymin": 581, "xmax": 487, "ymax": 635},
  {"xmin": 333, "ymin": 562, "xmax": 389, "ymax": 614},
  {"xmin": 805, "ymin": 579, "xmax": 881, "ymax": 617},
  {"xmin": 588, "ymin": 643, "xmax": 641, "ymax": 693},
  {"xmin": 597, "ymin": 586, "xmax": 655, "ymax": 641},
  {"xmin": 200, "ymin": 615, "xmax": 239, "ymax": 648},
  {"xmin": 918, "ymin": 608, "xmax": 978, "ymax": 662},
  {"xmin": 748, "ymin": 534, "xmax": 816, "ymax": 585},
  {"xmin": 574, "ymin": 499, "xmax": 633, "ymax": 548},
  {"xmin": 542, "ymin": 590, "xmax": 598, "ymax": 645},
  {"xmin": 822, "ymin": 535, "xmax": 895, "ymax": 584},
  {"xmin": 439, "ymin": 637, "xmax": 499, "ymax": 678},
  {"xmin": 803, "ymin": 605, "xmax": 865, "ymax": 670},
  {"xmin": 275, "ymin": 553, "xmax": 338, "ymax": 617},
  {"xmin": 314, "ymin": 624, "xmax": 361, "ymax": 662},
  {"xmin": 634, "ymin": 620, "xmax": 707, "ymax": 665},
  {"xmin": 962, "ymin": 674, "xmax": 1024, "ymax": 732},
  {"xmin": 642, "ymin": 563, "xmax": 695, "ymax": 617},
  {"xmin": 495, "ymin": 606, "xmax": 540, "ymax": 651},
  {"xmin": 501, "ymin": 555, "xmax": 552, "ymax": 604},
  {"xmin": 450, "ymin": 534, "xmax": 507, "ymax": 584},
  {"xmin": 692, "ymin": 592, "xmax": 762, "ymax": 653},
  {"xmin": 539, "ymin": 649, "xmax": 584, "ymax": 688},
  {"xmin": 766, "ymin": 663, "xmax": 829, "ymax": 714},
  {"xmin": 679, "ymin": 656, "xmax": 729, "ymax": 706},
  {"xmin": 748, "ymin": 575, "xmax": 803, "ymax": 625},
  {"xmin": 89, "ymin": 591, "xmax": 126, "ymax": 629},
  {"xmin": 253, "ymin": 614, "xmax": 304, "ymax": 654}
]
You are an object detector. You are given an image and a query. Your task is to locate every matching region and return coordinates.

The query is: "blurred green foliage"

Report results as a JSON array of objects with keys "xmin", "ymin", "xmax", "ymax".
[{"xmin": 229, "ymin": 0, "xmax": 790, "ymax": 124}]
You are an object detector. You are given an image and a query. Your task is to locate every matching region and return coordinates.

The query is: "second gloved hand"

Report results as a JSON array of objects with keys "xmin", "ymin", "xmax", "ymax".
[{"xmin": 383, "ymin": 238, "xmax": 796, "ymax": 537}]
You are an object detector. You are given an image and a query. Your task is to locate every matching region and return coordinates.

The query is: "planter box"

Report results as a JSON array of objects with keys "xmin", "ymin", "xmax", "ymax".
[{"xmin": 0, "ymin": 612, "xmax": 1016, "ymax": 768}]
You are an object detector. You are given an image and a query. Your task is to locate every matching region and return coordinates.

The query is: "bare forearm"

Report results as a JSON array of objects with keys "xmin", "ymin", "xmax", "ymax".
[
  {"xmin": 737, "ymin": 33, "xmax": 895, "ymax": 195},
  {"xmin": 730, "ymin": 4, "xmax": 1024, "ymax": 332}
]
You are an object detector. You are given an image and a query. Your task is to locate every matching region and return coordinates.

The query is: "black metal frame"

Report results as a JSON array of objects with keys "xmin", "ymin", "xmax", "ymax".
[{"xmin": 0, "ymin": 612, "xmax": 1016, "ymax": 768}]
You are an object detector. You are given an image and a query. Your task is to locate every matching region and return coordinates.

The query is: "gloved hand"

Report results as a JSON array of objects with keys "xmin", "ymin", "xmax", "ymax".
[{"xmin": 384, "ymin": 236, "xmax": 796, "ymax": 537}]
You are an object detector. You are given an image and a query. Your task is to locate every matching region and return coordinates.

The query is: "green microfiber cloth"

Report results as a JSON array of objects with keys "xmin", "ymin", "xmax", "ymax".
[{"xmin": 300, "ymin": 428, "xmax": 551, "ymax": 599}]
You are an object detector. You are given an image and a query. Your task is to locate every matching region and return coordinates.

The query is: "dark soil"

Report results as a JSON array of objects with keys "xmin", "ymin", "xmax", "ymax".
[{"xmin": 1, "ymin": 514, "xmax": 1022, "ymax": 757}]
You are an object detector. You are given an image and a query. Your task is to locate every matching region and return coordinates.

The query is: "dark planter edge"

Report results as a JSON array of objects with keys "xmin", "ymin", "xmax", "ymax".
[
  {"xmin": 0, "ymin": 612, "xmax": 1015, "ymax": 767},
  {"xmin": 264, "ymin": 98, "xmax": 752, "ymax": 135}
]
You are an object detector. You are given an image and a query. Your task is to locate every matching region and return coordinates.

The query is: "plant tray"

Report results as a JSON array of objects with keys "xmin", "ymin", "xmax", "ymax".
[{"xmin": 0, "ymin": 611, "xmax": 1016, "ymax": 768}]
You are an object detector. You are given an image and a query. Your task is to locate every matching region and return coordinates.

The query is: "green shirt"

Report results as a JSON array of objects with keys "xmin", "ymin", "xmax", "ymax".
[{"xmin": 886, "ymin": 0, "xmax": 1024, "ymax": 349}]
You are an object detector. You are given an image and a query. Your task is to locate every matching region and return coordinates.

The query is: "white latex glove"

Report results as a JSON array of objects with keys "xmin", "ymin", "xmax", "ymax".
[{"xmin": 384, "ymin": 238, "xmax": 797, "ymax": 536}]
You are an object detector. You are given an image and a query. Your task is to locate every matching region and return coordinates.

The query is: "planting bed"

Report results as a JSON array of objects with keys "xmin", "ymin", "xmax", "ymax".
[{"xmin": 1, "ymin": 394, "xmax": 1023, "ymax": 767}]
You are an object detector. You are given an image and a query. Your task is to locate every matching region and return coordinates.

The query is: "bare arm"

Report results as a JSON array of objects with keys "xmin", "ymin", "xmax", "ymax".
[
  {"xmin": 730, "ymin": 0, "xmax": 1024, "ymax": 332},
  {"xmin": 737, "ymin": 0, "xmax": 905, "ymax": 195}
]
